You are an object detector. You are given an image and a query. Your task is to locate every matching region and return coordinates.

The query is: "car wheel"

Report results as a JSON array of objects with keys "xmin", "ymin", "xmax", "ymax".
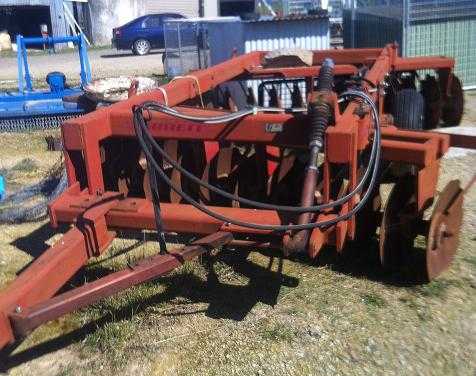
[{"xmin": 133, "ymin": 39, "xmax": 151, "ymax": 55}]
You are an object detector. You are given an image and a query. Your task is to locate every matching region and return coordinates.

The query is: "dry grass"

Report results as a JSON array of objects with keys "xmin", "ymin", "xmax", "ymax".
[{"xmin": 0, "ymin": 97, "xmax": 475, "ymax": 376}]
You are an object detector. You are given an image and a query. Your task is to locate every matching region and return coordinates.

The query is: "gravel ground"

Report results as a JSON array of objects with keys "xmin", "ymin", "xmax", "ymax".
[{"xmin": 0, "ymin": 48, "xmax": 164, "ymax": 87}]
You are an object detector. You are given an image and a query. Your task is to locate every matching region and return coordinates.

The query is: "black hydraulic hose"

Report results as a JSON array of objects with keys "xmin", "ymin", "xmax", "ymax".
[
  {"xmin": 132, "ymin": 90, "xmax": 381, "ymax": 231},
  {"xmin": 0, "ymin": 170, "xmax": 67, "ymax": 223},
  {"xmin": 140, "ymin": 101, "xmax": 306, "ymax": 124},
  {"xmin": 134, "ymin": 90, "xmax": 379, "ymax": 213}
]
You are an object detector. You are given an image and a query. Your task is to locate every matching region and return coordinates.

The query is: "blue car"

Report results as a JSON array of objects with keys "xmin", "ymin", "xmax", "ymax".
[{"xmin": 112, "ymin": 13, "xmax": 185, "ymax": 55}]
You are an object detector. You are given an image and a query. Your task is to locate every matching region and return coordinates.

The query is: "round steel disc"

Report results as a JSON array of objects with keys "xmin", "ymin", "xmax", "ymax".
[{"xmin": 426, "ymin": 180, "xmax": 463, "ymax": 280}]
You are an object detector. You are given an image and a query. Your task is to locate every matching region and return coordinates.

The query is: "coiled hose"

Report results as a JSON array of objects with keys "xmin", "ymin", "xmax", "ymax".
[
  {"xmin": 0, "ymin": 161, "xmax": 67, "ymax": 224},
  {"xmin": 132, "ymin": 89, "xmax": 381, "ymax": 232}
]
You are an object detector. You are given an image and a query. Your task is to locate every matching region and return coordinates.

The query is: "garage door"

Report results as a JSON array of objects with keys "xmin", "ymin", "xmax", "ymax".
[{"xmin": 145, "ymin": 0, "xmax": 199, "ymax": 18}]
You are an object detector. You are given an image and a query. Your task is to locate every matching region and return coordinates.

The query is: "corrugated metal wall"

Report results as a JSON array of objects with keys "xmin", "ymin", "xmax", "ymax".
[
  {"xmin": 243, "ymin": 17, "xmax": 330, "ymax": 52},
  {"xmin": 243, "ymin": 17, "xmax": 329, "ymax": 107},
  {"xmin": 145, "ymin": 0, "xmax": 199, "ymax": 18}
]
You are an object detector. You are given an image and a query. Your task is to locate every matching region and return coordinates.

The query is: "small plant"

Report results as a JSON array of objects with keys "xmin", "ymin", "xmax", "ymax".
[
  {"xmin": 361, "ymin": 293, "xmax": 386, "ymax": 308},
  {"xmin": 415, "ymin": 280, "xmax": 450, "ymax": 298},
  {"xmin": 11, "ymin": 158, "xmax": 38, "ymax": 172},
  {"xmin": 260, "ymin": 324, "xmax": 296, "ymax": 342}
]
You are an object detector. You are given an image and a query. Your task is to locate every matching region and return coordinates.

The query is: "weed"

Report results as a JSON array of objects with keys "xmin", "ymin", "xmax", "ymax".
[
  {"xmin": 415, "ymin": 279, "xmax": 450, "ymax": 298},
  {"xmin": 11, "ymin": 158, "xmax": 38, "ymax": 173},
  {"xmin": 260, "ymin": 324, "xmax": 296, "ymax": 342},
  {"xmin": 361, "ymin": 293, "xmax": 386, "ymax": 308}
]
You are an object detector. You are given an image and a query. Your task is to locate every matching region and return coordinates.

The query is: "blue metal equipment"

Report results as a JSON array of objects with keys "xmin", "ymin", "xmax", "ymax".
[
  {"xmin": 0, "ymin": 34, "xmax": 92, "ymax": 131},
  {"xmin": 0, "ymin": 175, "xmax": 5, "ymax": 201}
]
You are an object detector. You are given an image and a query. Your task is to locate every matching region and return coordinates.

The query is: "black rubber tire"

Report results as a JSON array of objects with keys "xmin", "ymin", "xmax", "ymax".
[
  {"xmin": 392, "ymin": 88, "xmax": 425, "ymax": 130},
  {"xmin": 441, "ymin": 74, "xmax": 464, "ymax": 127},
  {"xmin": 132, "ymin": 39, "xmax": 151, "ymax": 56},
  {"xmin": 420, "ymin": 75, "xmax": 442, "ymax": 130}
]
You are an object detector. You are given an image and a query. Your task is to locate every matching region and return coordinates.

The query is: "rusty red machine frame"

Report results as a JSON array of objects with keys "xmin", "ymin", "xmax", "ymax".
[{"xmin": 0, "ymin": 44, "xmax": 474, "ymax": 353}]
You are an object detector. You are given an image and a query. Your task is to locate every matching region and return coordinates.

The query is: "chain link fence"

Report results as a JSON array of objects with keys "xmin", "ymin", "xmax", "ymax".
[{"xmin": 163, "ymin": 20, "xmax": 211, "ymax": 77}]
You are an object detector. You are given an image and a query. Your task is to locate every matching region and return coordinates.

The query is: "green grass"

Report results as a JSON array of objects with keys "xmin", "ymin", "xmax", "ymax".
[
  {"xmin": 361, "ymin": 292, "xmax": 387, "ymax": 308},
  {"xmin": 414, "ymin": 279, "xmax": 451, "ymax": 298},
  {"xmin": 10, "ymin": 158, "xmax": 38, "ymax": 173},
  {"xmin": 260, "ymin": 323, "xmax": 297, "ymax": 342},
  {"xmin": 462, "ymin": 255, "xmax": 476, "ymax": 268}
]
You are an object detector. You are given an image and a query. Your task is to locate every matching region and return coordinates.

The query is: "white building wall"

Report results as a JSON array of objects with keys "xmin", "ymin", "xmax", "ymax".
[
  {"xmin": 89, "ymin": 0, "xmax": 147, "ymax": 45},
  {"xmin": 203, "ymin": 0, "xmax": 219, "ymax": 17},
  {"xmin": 145, "ymin": 0, "xmax": 199, "ymax": 18}
]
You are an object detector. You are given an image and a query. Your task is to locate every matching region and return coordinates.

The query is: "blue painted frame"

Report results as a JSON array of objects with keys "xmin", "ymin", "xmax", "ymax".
[
  {"xmin": 16, "ymin": 34, "xmax": 91, "ymax": 94},
  {"xmin": 0, "ymin": 34, "xmax": 92, "ymax": 119}
]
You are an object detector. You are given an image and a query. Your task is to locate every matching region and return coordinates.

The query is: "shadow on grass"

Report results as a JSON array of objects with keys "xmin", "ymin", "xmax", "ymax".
[
  {"xmin": 10, "ymin": 223, "xmax": 69, "ymax": 260},
  {"xmin": 301, "ymin": 235, "xmax": 430, "ymax": 287},
  {"xmin": 1, "ymin": 230, "xmax": 430, "ymax": 369},
  {"xmin": 0, "ymin": 245, "xmax": 298, "ymax": 370}
]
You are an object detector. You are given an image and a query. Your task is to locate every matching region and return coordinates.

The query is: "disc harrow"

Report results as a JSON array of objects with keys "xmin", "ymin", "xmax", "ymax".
[{"xmin": 0, "ymin": 44, "xmax": 474, "ymax": 354}]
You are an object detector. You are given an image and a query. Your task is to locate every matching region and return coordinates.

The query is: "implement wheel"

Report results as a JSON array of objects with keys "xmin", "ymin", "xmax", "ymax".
[
  {"xmin": 420, "ymin": 75, "xmax": 441, "ymax": 129},
  {"xmin": 441, "ymin": 74, "xmax": 464, "ymax": 126}
]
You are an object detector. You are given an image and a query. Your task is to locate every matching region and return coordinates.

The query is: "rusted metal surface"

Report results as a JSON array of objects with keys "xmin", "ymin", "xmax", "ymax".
[
  {"xmin": 0, "ymin": 43, "xmax": 474, "ymax": 353},
  {"xmin": 9, "ymin": 232, "xmax": 233, "ymax": 337},
  {"xmin": 426, "ymin": 180, "xmax": 467, "ymax": 280},
  {"xmin": 432, "ymin": 127, "xmax": 476, "ymax": 150}
]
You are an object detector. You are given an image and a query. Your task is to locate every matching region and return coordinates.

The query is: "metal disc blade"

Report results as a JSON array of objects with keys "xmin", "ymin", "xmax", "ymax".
[{"xmin": 426, "ymin": 180, "xmax": 463, "ymax": 280}]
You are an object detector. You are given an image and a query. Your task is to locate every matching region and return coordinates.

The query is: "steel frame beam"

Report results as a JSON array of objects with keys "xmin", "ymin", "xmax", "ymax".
[{"xmin": 9, "ymin": 232, "xmax": 232, "ymax": 338}]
